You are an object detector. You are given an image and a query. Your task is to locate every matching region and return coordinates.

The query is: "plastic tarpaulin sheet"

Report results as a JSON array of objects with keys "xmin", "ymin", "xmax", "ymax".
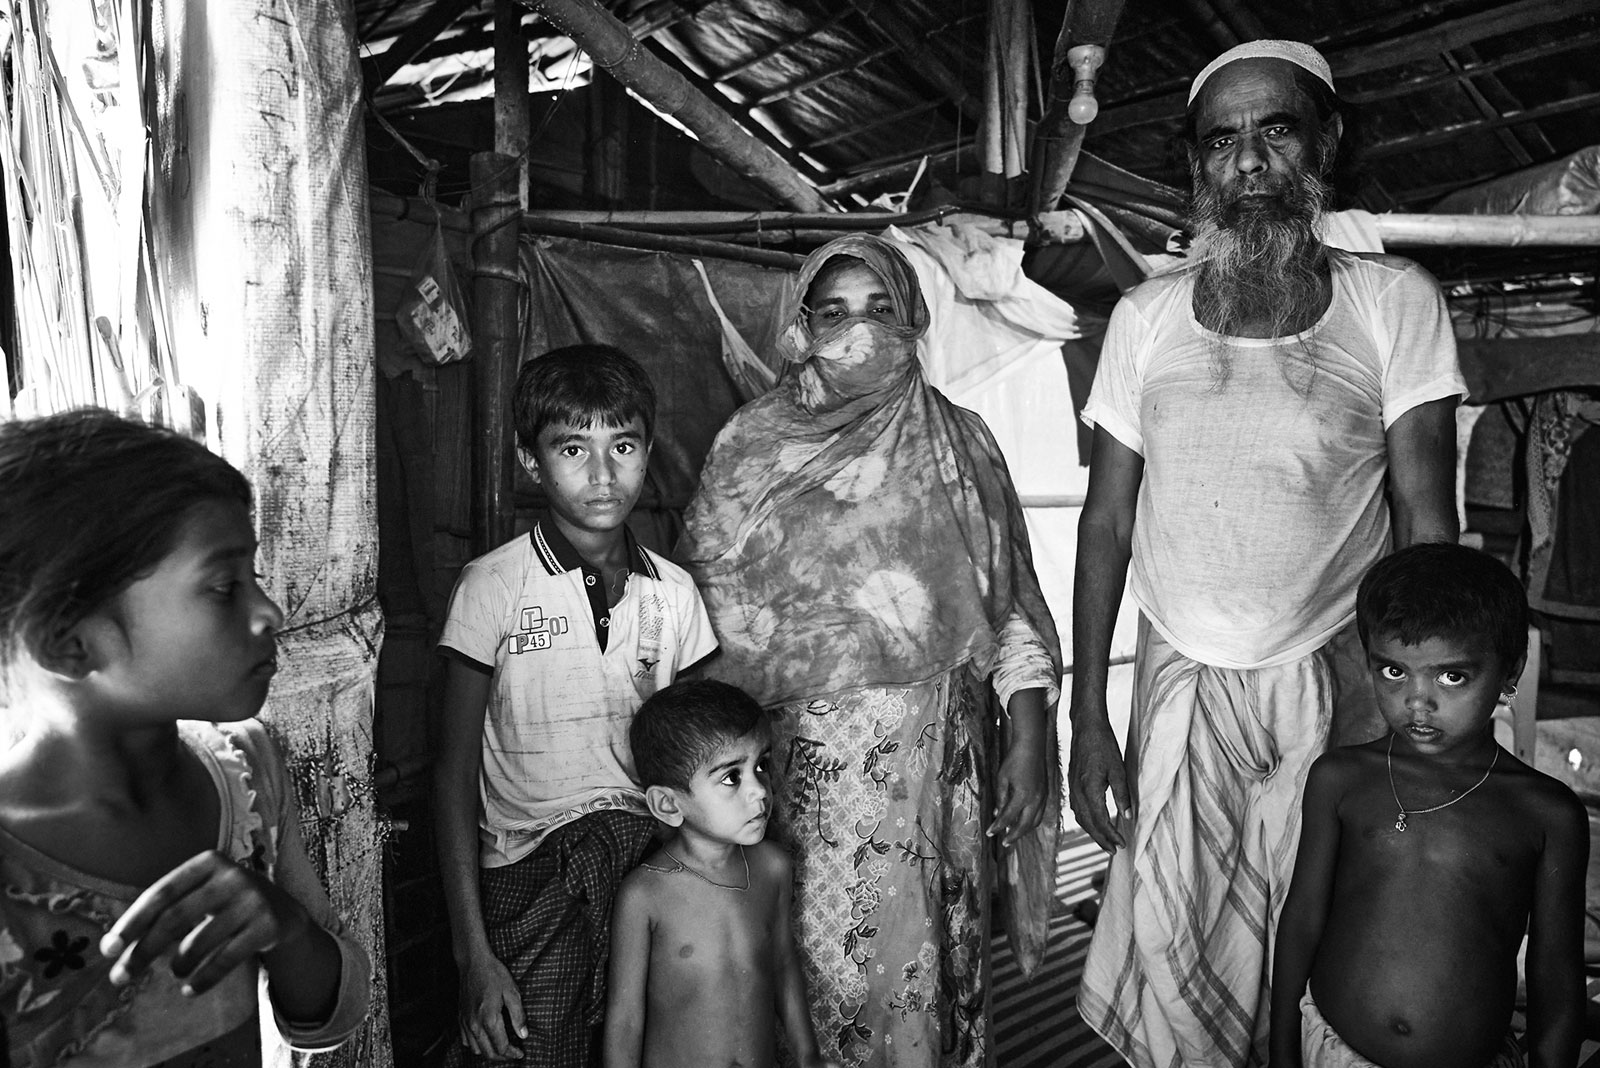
[
  {"xmin": 1433, "ymin": 146, "xmax": 1600, "ymax": 216},
  {"xmin": 519, "ymin": 236, "xmax": 791, "ymax": 548}
]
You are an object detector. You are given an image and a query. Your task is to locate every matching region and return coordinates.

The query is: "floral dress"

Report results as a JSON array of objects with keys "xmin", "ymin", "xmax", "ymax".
[
  {"xmin": 0, "ymin": 720, "xmax": 370, "ymax": 1068},
  {"xmin": 775, "ymin": 672, "xmax": 992, "ymax": 1066}
]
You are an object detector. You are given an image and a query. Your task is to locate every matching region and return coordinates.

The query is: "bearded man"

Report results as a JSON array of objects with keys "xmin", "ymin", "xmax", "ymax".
[{"xmin": 1070, "ymin": 41, "xmax": 1464, "ymax": 1068}]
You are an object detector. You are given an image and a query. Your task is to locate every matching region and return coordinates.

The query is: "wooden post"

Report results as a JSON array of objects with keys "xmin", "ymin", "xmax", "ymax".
[
  {"xmin": 494, "ymin": 0, "xmax": 530, "ymax": 207},
  {"xmin": 470, "ymin": 152, "xmax": 522, "ymax": 556},
  {"xmin": 470, "ymin": 3, "xmax": 529, "ymax": 556}
]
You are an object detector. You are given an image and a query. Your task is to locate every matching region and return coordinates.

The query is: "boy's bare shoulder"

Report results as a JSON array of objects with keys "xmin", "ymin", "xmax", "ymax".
[
  {"xmin": 746, "ymin": 839, "xmax": 793, "ymax": 885},
  {"xmin": 617, "ymin": 847, "xmax": 676, "ymax": 908},
  {"xmin": 1497, "ymin": 754, "xmax": 1588, "ymax": 840},
  {"xmin": 1308, "ymin": 740, "xmax": 1383, "ymax": 786}
]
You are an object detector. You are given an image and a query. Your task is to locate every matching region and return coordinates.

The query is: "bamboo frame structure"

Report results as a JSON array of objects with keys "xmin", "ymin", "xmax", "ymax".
[
  {"xmin": 514, "ymin": 206, "xmax": 1600, "ymax": 250},
  {"xmin": 1093, "ymin": 0, "xmax": 1597, "ymax": 135},
  {"xmin": 1030, "ymin": 0, "xmax": 1127, "ymax": 215},
  {"xmin": 523, "ymin": 0, "xmax": 828, "ymax": 212}
]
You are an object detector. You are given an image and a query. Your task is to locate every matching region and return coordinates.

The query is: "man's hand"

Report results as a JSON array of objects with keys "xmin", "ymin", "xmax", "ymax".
[
  {"xmin": 459, "ymin": 953, "xmax": 527, "ymax": 1062},
  {"xmin": 1067, "ymin": 710, "xmax": 1131, "ymax": 854}
]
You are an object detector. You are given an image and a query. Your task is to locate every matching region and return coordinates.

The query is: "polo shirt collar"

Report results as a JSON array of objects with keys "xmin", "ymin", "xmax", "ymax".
[{"xmin": 531, "ymin": 518, "xmax": 659, "ymax": 580}]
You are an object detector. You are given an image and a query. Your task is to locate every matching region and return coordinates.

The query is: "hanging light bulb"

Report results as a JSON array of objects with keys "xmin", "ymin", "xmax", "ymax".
[{"xmin": 1066, "ymin": 44, "xmax": 1107, "ymax": 125}]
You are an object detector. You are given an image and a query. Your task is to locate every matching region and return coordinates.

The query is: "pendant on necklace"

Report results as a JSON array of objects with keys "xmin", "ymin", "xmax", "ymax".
[{"xmin": 1394, "ymin": 812, "xmax": 1408, "ymax": 832}]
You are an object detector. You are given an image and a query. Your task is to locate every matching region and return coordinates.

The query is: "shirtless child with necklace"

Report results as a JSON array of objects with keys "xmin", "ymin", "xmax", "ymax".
[
  {"xmin": 605, "ymin": 680, "xmax": 838, "ymax": 1068},
  {"xmin": 1270, "ymin": 544, "xmax": 1588, "ymax": 1068}
]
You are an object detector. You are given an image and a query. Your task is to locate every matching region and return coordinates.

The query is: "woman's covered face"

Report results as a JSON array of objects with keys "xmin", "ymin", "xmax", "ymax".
[{"xmin": 804, "ymin": 259, "xmax": 899, "ymax": 335}]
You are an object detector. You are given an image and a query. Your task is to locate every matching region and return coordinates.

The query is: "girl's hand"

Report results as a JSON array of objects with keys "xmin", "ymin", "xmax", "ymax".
[
  {"xmin": 988, "ymin": 736, "xmax": 1049, "ymax": 848},
  {"xmin": 99, "ymin": 850, "xmax": 312, "ymax": 995}
]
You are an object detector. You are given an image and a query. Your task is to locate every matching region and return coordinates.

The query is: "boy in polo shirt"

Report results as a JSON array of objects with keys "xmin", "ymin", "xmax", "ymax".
[{"xmin": 434, "ymin": 344, "xmax": 717, "ymax": 1068}]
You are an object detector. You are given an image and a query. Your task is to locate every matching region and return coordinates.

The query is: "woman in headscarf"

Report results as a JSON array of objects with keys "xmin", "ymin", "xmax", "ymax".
[{"xmin": 679, "ymin": 234, "xmax": 1062, "ymax": 1067}]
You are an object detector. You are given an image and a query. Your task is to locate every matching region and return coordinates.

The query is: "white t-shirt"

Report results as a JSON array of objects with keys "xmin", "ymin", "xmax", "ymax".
[
  {"xmin": 1081, "ymin": 249, "xmax": 1466, "ymax": 669},
  {"xmin": 438, "ymin": 521, "xmax": 717, "ymax": 866}
]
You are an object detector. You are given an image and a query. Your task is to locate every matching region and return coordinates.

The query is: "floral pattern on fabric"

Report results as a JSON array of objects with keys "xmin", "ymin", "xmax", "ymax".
[
  {"xmin": 773, "ymin": 672, "xmax": 990, "ymax": 1068},
  {"xmin": 0, "ymin": 722, "xmax": 277, "ymax": 1067}
]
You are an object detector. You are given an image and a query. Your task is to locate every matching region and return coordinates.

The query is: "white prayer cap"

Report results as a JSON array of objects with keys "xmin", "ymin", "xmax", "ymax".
[{"xmin": 1187, "ymin": 40, "xmax": 1334, "ymax": 106}]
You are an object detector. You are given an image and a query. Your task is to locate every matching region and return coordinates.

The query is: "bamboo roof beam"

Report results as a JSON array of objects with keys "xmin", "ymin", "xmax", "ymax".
[
  {"xmin": 1204, "ymin": 0, "xmax": 1270, "ymax": 43},
  {"xmin": 1342, "ymin": 32, "xmax": 1600, "ymax": 106},
  {"xmin": 521, "ymin": 0, "xmax": 829, "ymax": 211},
  {"xmin": 1093, "ymin": 0, "xmax": 1599, "ymax": 135},
  {"xmin": 805, "ymin": 98, "xmax": 944, "ymax": 151},
  {"xmin": 1170, "ymin": 0, "xmax": 1240, "ymax": 53},
  {"xmin": 1362, "ymin": 90, "xmax": 1600, "ymax": 160},
  {"xmin": 819, "ymin": 142, "xmax": 972, "ymax": 198},
  {"xmin": 749, "ymin": 11, "xmax": 981, "ymax": 111},
  {"xmin": 845, "ymin": 0, "xmax": 983, "ymax": 126},
  {"xmin": 1438, "ymin": 50, "xmax": 1534, "ymax": 169},
  {"xmin": 643, "ymin": 40, "xmax": 824, "ymax": 184},
  {"xmin": 363, "ymin": 0, "xmax": 479, "ymax": 92},
  {"xmin": 750, "ymin": 42, "xmax": 896, "ymax": 108},
  {"xmin": 717, "ymin": 7, "xmax": 853, "ymax": 83}
]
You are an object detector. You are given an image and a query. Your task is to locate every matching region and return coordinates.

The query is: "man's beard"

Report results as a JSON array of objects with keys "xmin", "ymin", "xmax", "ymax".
[{"xmin": 1188, "ymin": 144, "xmax": 1334, "ymax": 391}]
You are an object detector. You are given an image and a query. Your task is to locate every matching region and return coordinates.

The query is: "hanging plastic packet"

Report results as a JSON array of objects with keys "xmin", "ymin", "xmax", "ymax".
[{"xmin": 397, "ymin": 223, "xmax": 472, "ymax": 364}]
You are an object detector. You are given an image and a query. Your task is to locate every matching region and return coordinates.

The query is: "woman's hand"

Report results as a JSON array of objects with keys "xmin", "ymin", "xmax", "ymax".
[
  {"xmin": 989, "ymin": 736, "xmax": 1050, "ymax": 847},
  {"xmin": 989, "ymin": 686, "xmax": 1052, "ymax": 848},
  {"xmin": 100, "ymin": 849, "xmax": 312, "ymax": 995}
]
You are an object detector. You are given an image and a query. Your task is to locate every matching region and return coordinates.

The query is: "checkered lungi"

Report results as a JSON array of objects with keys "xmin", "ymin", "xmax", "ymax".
[{"xmin": 458, "ymin": 810, "xmax": 657, "ymax": 1068}]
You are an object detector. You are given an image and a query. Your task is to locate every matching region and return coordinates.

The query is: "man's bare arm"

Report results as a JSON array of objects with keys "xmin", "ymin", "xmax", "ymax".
[
  {"xmin": 1386, "ymin": 396, "xmax": 1458, "ymax": 547},
  {"xmin": 1067, "ymin": 427, "xmax": 1143, "ymax": 853}
]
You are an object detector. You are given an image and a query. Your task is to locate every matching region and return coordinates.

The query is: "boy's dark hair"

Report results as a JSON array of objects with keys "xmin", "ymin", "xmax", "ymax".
[
  {"xmin": 512, "ymin": 344, "xmax": 657, "ymax": 452},
  {"xmin": 0, "ymin": 408, "xmax": 252, "ymax": 676},
  {"xmin": 631, "ymin": 679, "xmax": 766, "ymax": 791},
  {"xmin": 1356, "ymin": 543, "xmax": 1529, "ymax": 672}
]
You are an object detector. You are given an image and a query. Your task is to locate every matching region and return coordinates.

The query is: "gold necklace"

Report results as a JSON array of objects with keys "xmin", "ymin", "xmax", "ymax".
[
  {"xmin": 1385, "ymin": 733, "xmax": 1497, "ymax": 833},
  {"xmin": 655, "ymin": 845, "xmax": 750, "ymax": 893}
]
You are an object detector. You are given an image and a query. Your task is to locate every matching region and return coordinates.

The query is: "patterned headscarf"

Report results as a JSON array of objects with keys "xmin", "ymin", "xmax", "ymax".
[{"xmin": 679, "ymin": 234, "xmax": 1060, "ymax": 708}]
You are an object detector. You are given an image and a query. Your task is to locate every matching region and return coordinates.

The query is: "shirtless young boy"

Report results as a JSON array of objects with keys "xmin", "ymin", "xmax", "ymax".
[
  {"xmin": 604, "ymin": 680, "xmax": 837, "ymax": 1068},
  {"xmin": 1271, "ymin": 543, "xmax": 1589, "ymax": 1068}
]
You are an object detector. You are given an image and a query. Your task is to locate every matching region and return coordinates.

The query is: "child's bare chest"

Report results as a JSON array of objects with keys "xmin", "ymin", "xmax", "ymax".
[
  {"xmin": 648, "ymin": 884, "xmax": 778, "ymax": 992},
  {"xmin": 1339, "ymin": 784, "xmax": 1538, "ymax": 923}
]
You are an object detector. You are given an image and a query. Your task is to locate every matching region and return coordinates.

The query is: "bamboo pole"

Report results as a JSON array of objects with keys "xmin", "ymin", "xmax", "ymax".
[
  {"xmin": 1373, "ymin": 212, "xmax": 1600, "ymax": 247},
  {"xmin": 495, "ymin": 0, "xmax": 530, "ymax": 206},
  {"xmin": 519, "ymin": 207, "xmax": 1600, "ymax": 249},
  {"xmin": 470, "ymin": 151, "xmax": 522, "ymax": 556},
  {"xmin": 1030, "ymin": 0, "xmax": 1127, "ymax": 216},
  {"xmin": 519, "ymin": 216, "xmax": 805, "ymax": 267},
  {"xmin": 523, "ymin": 0, "xmax": 828, "ymax": 212},
  {"xmin": 520, "ymin": 206, "xmax": 1086, "ymax": 244}
]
